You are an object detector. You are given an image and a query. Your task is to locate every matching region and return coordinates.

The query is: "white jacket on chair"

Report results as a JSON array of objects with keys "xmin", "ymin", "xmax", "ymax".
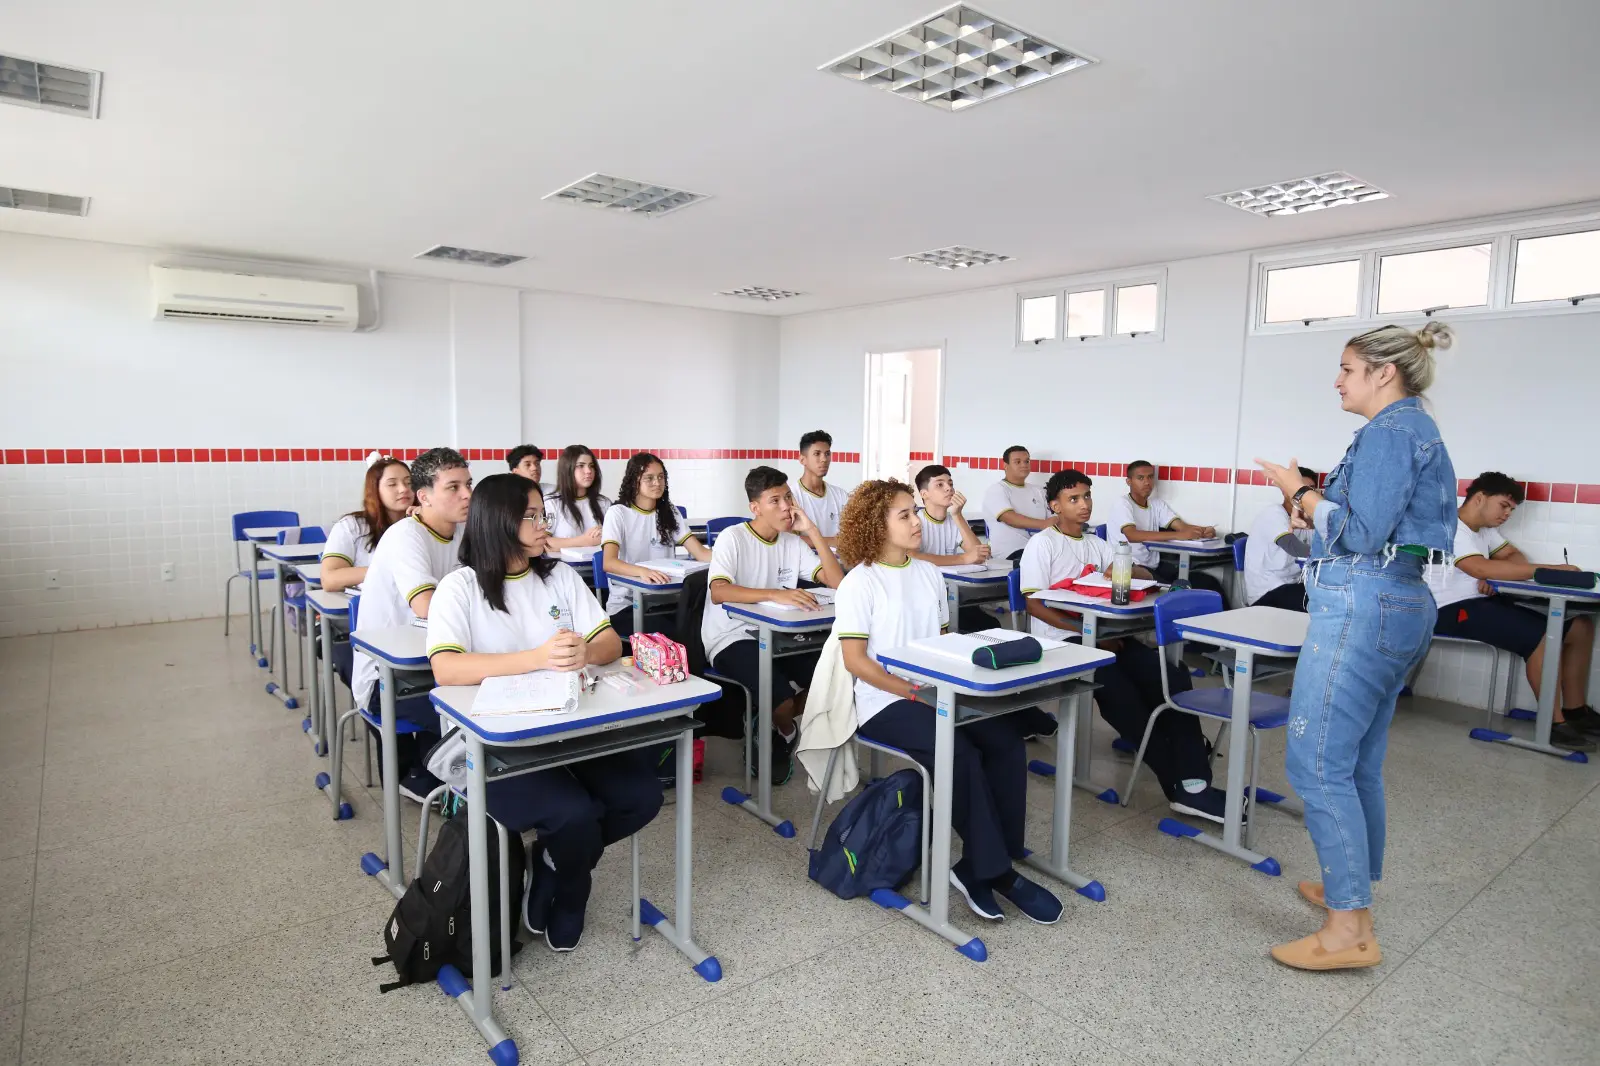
[{"xmin": 795, "ymin": 630, "xmax": 859, "ymax": 803}]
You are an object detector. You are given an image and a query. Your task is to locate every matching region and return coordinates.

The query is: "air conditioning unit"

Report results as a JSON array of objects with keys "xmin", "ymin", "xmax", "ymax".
[{"xmin": 150, "ymin": 265, "xmax": 361, "ymax": 329}]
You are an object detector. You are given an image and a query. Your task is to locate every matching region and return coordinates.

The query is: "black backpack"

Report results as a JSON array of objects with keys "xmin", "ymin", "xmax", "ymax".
[
  {"xmin": 808, "ymin": 768, "xmax": 925, "ymax": 900},
  {"xmin": 674, "ymin": 570, "xmax": 744, "ymax": 739},
  {"xmin": 372, "ymin": 813, "xmax": 526, "ymax": 992}
]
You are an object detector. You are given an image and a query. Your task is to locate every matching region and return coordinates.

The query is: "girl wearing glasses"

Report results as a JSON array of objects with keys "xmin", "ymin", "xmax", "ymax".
[
  {"xmin": 428, "ymin": 472, "xmax": 660, "ymax": 952},
  {"xmin": 544, "ymin": 444, "xmax": 612, "ymax": 550},
  {"xmin": 601, "ymin": 453, "xmax": 712, "ymax": 638}
]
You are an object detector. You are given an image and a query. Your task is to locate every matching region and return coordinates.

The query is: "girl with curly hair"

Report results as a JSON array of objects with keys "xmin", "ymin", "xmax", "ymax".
[
  {"xmin": 600, "ymin": 453, "xmax": 712, "ymax": 637},
  {"xmin": 834, "ymin": 479, "xmax": 1063, "ymax": 925}
]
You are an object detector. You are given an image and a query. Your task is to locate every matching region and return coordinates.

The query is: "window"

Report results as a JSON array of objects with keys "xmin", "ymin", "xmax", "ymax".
[
  {"xmin": 1513, "ymin": 230, "xmax": 1600, "ymax": 304},
  {"xmin": 1114, "ymin": 283, "xmax": 1158, "ymax": 334},
  {"xmin": 1377, "ymin": 244, "xmax": 1490, "ymax": 314},
  {"xmin": 1019, "ymin": 294, "xmax": 1057, "ymax": 342},
  {"xmin": 1263, "ymin": 260, "xmax": 1360, "ymax": 323},
  {"xmin": 1065, "ymin": 289, "xmax": 1105, "ymax": 338}
]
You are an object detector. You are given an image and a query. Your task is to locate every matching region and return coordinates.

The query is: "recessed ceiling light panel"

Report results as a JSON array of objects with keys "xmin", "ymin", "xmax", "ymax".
[
  {"xmin": 896, "ymin": 245, "xmax": 1012, "ymax": 270},
  {"xmin": 544, "ymin": 173, "xmax": 709, "ymax": 218},
  {"xmin": 0, "ymin": 186, "xmax": 89, "ymax": 216},
  {"xmin": 1209, "ymin": 171, "xmax": 1389, "ymax": 217},
  {"xmin": 0, "ymin": 54, "xmax": 101, "ymax": 117},
  {"xmin": 718, "ymin": 287, "xmax": 805, "ymax": 301},
  {"xmin": 414, "ymin": 244, "xmax": 526, "ymax": 267},
  {"xmin": 821, "ymin": 4, "xmax": 1094, "ymax": 112}
]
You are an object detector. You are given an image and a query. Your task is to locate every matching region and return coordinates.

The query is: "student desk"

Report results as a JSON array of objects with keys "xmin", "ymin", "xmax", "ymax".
[
  {"xmin": 1025, "ymin": 588, "xmax": 1162, "ymax": 803},
  {"xmin": 720, "ymin": 601, "xmax": 836, "ymax": 837},
  {"xmin": 258, "ymin": 542, "xmax": 324, "ymax": 709},
  {"xmin": 1170, "ymin": 606, "xmax": 1308, "ymax": 874},
  {"xmin": 1149, "ymin": 539, "xmax": 1233, "ymax": 583},
  {"xmin": 349, "ymin": 625, "xmax": 434, "ymax": 898},
  {"xmin": 303, "ymin": 589, "xmax": 349, "ymax": 771},
  {"xmin": 940, "ymin": 564, "xmax": 1014, "ymax": 633},
  {"xmin": 1475, "ymin": 580, "xmax": 1600, "ymax": 763},
  {"xmin": 240, "ymin": 525, "xmax": 297, "ymax": 668},
  {"xmin": 429, "ymin": 676, "xmax": 725, "ymax": 1062},
  {"xmin": 606, "ymin": 572, "xmax": 685, "ymax": 637},
  {"xmin": 294, "ymin": 562, "xmax": 323, "ymax": 589},
  {"xmin": 873, "ymin": 640, "xmax": 1115, "ymax": 960}
]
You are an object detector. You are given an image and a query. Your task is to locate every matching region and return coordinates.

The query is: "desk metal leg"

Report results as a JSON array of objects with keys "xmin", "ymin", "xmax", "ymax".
[
  {"xmin": 1157, "ymin": 647, "xmax": 1281, "ymax": 874},
  {"xmin": 303, "ymin": 607, "xmax": 323, "ymax": 751},
  {"xmin": 247, "ymin": 544, "xmax": 267, "ymax": 668},
  {"xmin": 1023, "ymin": 691, "xmax": 1106, "ymax": 900},
  {"xmin": 360, "ymin": 662, "xmax": 407, "ymax": 898},
  {"xmin": 947, "ymin": 584, "xmax": 963, "ymax": 634},
  {"xmin": 1029, "ymin": 616, "xmax": 1121, "ymax": 804},
  {"xmin": 640, "ymin": 724, "xmax": 722, "ymax": 980},
  {"xmin": 1470, "ymin": 596, "xmax": 1588, "ymax": 762},
  {"xmin": 1177, "ymin": 553, "xmax": 1191, "ymax": 583},
  {"xmin": 263, "ymin": 561, "xmax": 297, "ymax": 708},
  {"xmin": 315, "ymin": 635, "xmax": 355, "ymax": 820},
  {"xmin": 868, "ymin": 682, "xmax": 987, "ymax": 960},
  {"xmin": 721, "ymin": 624, "xmax": 796, "ymax": 837},
  {"xmin": 633, "ymin": 594, "xmax": 646, "ymax": 641}
]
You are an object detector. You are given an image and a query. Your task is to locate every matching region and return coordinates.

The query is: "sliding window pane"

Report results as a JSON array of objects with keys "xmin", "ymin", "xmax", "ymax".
[
  {"xmin": 1263, "ymin": 260, "xmax": 1360, "ymax": 323},
  {"xmin": 1513, "ymin": 229, "xmax": 1600, "ymax": 303},
  {"xmin": 1065, "ymin": 289, "xmax": 1105, "ymax": 338},
  {"xmin": 1377, "ymin": 244, "xmax": 1490, "ymax": 314}
]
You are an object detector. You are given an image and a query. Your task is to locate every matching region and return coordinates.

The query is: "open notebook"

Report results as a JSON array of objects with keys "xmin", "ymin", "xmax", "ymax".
[
  {"xmin": 757, "ymin": 588, "xmax": 836, "ymax": 611},
  {"xmin": 471, "ymin": 670, "xmax": 583, "ymax": 719},
  {"xmin": 907, "ymin": 628, "xmax": 1070, "ymax": 662}
]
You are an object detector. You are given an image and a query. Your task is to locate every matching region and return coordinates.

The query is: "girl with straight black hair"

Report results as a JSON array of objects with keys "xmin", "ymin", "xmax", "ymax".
[{"xmin": 545, "ymin": 445, "xmax": 611, "ymax": 550}]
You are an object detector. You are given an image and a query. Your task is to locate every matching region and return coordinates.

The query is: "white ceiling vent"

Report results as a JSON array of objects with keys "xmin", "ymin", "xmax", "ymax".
[
  {"xmin": 414, "ymin": 244, "xmax": 527, "ymax": 267},
  {"xmin": 896, "ymin": 244, "xmax": 1012, "ymax": 270},
  {"xmin": 821, "ymin": 4, "xmax": 1093, "ymax": 112},
  {"xmin": 1209, "ymin": 171, "xmax": 1390, "ymax": 217},
  {"xmin": 0, "ymin": 185, "xmax": 89, "ymax": 216},
  {"xmin": 150, "ymin": 266, "xmax": 361, "ymax": 329},
  {"xmin": 0, "ymin": 54, "xmax": 101, "ymax": 117},
  {"xmin": 718, "ymin": 287, "xmax": 805, "ymax": 301},
  {"xmin": 543, "ymin": 173, "xmax": 709, "ymax": 218}
]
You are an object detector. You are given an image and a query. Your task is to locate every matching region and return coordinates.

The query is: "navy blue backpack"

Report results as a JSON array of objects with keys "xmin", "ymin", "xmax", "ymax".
[{"xmin": 808, "ymin": 768, "xmax": 924, "ymax": 900}]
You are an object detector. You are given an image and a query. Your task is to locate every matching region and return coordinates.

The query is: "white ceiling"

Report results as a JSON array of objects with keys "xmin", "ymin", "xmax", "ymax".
[{"xmin": 4, "ymin": 0, "xmax": 1599, "ymax": 315}]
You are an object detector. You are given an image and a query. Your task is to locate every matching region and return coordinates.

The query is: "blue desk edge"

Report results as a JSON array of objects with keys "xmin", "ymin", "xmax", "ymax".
[
  {"xmin": 429, "ymin": 687, "xmax": 718, "ymax": 742},
  {"xmin": 876, "ymin": 649, "xmax": 1115, "ymax": 692}
]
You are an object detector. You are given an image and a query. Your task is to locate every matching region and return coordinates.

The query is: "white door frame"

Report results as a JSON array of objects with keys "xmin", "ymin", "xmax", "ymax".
[{"xmin": 862, "ymin": 342, "xmax": 945, "ymax": 482}]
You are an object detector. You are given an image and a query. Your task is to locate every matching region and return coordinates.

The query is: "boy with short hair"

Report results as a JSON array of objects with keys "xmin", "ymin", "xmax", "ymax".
[
  {"xmin": 912, "ymin": 464, "xmax": 990, "ymax": 567},
  {"xmin": 1020, "ymin": 469, "xmax": 1232, "ymax": 822},
  {"xmin": 1107, "ymin": 461, "xmax": 1226, "ymax": 597},
  {"xmin": 703, "ymin": 466, "xmax": 846, "ymax": 781},
  {"xmin": 1243, "ymin": 466, "xmax": 1317, "ymax": 611},
  {"xmin": 1428, "ymin": 471, "xmax": 1597, "ymax": 752},
  {"xmin": 506, "ymin": 444, "xmax": 550, "ymax": 495},
  {"xmin": 355, "ymin": 447, "xmax": 474, "ymax": 800},
  {"xmin": 794, "ymin": 430, "xmax": 849, "ymax": 547},
  {"xmin": 981, "ymin": 445, "xmax": 1051, "ymax": 561}
]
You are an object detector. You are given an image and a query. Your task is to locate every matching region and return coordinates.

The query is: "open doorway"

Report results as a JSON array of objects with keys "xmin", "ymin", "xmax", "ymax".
[{"xmin": 863, "ymin": 347, "xmax": 942, "ymax": 486}]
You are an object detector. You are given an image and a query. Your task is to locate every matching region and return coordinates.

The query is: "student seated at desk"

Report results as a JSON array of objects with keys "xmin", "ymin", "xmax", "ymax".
[
  {"xmin": 355, "ymin": 447, "xmax": 473, "ymax": 801},
  {"xmin": 322, "ymin": 453, "xmax": 413, "ymax": 594},
  {"xmin": 601, "ymin": 452, "xmax": 712, "ymax": 639},
  {"xmin": 794, "ymin": 430, "xmax": 850, "ymax": 547},
  {"xmin": 1107, "ymin": 461, "xmax": 1226, "ymax": 598},
  {"xmin": 544, "ymin": 445, "xmax": 611, "ymax": 550},
  {"xmin": 1021, "ymin": 469, "xmax": 1232, "ymax": 822},
  {"xmin": 1427, "ymin": 471, "xmax": 1597, "ymax": 752},
  {"xmin": 836, "ymin": 479, "xmax": 1062, "ymax": 924},
  {"xmin": 1243, "ymin": 466, "xmax": 1317, "ymax": 611},
  {"xmin": 506, "ymin": 443, "xmax": 552, "ymax": 496},
  {"xmin": 981, "ymin": 445, "xmax": 1051, "ymax": 562},
  {"xmin": 429, "ymin": 473, "xmax": 657, "ymax": 952},
  {"xmin": 702, "ymin": 466, "xmax": 846, "ymax": 782}
]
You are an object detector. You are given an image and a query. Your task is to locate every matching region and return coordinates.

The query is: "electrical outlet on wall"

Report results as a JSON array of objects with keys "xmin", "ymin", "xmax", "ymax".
[
  {"xmin": 45, "ymin": 570, "xmax": 61, "ymax": 589},
  {"xmin": 160, "ymin": 563, "xmax": 176, "ymax": 581}
]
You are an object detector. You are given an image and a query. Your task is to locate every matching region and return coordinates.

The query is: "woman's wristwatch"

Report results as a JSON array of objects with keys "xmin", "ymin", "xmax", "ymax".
[{"xmin": 1290, "ymin": 485, "xmax": 1316, "ymax": 510}]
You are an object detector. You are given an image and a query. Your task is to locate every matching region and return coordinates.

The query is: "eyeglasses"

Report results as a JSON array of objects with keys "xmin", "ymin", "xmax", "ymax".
[
  {"xmin": 640, "ymin": 474, "xmax": 666, "ymax": 485},
  {"xmin": 523, "ymin": 514, "xmax": 551, "ymax": 530}
]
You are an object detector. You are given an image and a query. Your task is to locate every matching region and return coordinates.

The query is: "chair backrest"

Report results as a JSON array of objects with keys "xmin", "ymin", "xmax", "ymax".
[
  {"xmin": 591, "ymin": 548, "xmax": 608, "ymax": 591},
  {"xmin": 1007, "ymin": 568, "xmax": 1024, "ymax": 615},
  {"xmin": 232, "ymin": 510, "xmax": 300, "ymax": 542},
  {"xmin": 674, "ymin": 504, "xmax": 688, "ymax": 519},
  {"xmin": 276, "ymin": 525, "xmax": 328, "ymax": 546},
  {"xmin": 348, "ymin": 591, "xmax": 361, "ymax": 630},
  {"xmin": 1152, "ymin": 588, "xmax": 1224, "ymax": 648},
  {"xmin": 1091, "ymin": 523, "xmax": 1106, "ymax": 540},
  {"xmin": 1232, "ymin": 535, "xmax": 1249, "ymax": 571},
  {"xmin": 705, "ymin": 516, "xmax": 743, "ymax": 545}
]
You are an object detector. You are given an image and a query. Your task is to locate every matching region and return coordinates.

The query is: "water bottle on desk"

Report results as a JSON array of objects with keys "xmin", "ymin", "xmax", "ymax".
[{"xmin": 1111, "ymin": 541, "xmax": 1133, "ymax": 606}]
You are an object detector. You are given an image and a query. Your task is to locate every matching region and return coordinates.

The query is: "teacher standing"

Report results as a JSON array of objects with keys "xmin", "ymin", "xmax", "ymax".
[{"xmin": 1257, "ymin": 321, "xmax": 1457, "ymax": 971}]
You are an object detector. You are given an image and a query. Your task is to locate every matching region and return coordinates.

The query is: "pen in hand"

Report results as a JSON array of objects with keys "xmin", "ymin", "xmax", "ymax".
[{"xmin": 1564, "ymin": 548, "xmax": 1570, "ymax": 565}]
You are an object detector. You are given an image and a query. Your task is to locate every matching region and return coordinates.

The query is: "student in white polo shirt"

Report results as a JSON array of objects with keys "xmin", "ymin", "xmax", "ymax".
[
  {"xmin": 544, "ymin": 444, "xmax": 612, "ymax": 550},
  {"xmin": 1243, "ymin": 466, "xmax": 1316, "ymax": 610},
  {"xmin": 1106, "ymin": 460, "xmax": 1226, "ymax": 598},
  {"xmin": 911, "ymin": 463, "xmax": 990, "ymax": 567},
  {"xmin": 981, "ymin": 445, "xmax": 1051, "ymax": 561},
  {"xmin": 793, "ymin": 430, "xmax": 850, "ymax": 547},
  {"xmin": 354, "ymin": 447, "xmax": 472, "ymax": 800},
  {"xmin": 506, "ymin": 443, "xmax": 553, "ymax": 496},
  {"xmin": 429, "ymin": 473, "xmax": 656, "ymax": 952},
  {"xmin": 836, "ymin": 479, "xmax": 1062, "ymax": 924},
  {"xmin": 1427, "ymin": 471, "xmax": 1597, "ymax": 752},
  {"xmin": 322, "ymin": 454, "xmax": 413, "ymax": 593},
  {"xmin": 600, "ymin": 452, "xmax": 712, "ymax": 638}
]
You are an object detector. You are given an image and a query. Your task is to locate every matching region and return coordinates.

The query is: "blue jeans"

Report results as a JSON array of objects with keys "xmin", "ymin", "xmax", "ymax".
[{"xmin": 1286, "ymin": 554, "xmax": 1434, "ymax": 910}]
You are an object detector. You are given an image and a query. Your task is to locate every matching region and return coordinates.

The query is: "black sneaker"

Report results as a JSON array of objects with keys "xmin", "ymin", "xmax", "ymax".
[
  {"xmin": 1169, "ymin": 786, "xmax": 1248, "ymax": 827},
  {"xmin": 397, "ymin": 766, "xmax": 443, "ymax": 804},
  {"xmin": 749, "ymin": 731, "xmax": 794, "ymax": 785},
  {"xmin": 522, "ymin": 846, "xmax": 556, "ymax": 936},
  {"xmin": 1551, "ymin": 720, "xmax": 1598, "ymax": 753},
  {"xmin": 544, "ymin": 903, "xmax": 584, "ymax": 953},
  {"xmin": 1564, "ymin": 706, "xmax": 1600, "ymax": 738},
  {"xmin": 948, "ymin": 868, "xmax": 1004, "ymax": 921},
  {"xmin": 993, "ymin": 871, "xmax": 1063, "ymax": 925},
  {"xmin": 1018, "ymin": 708, "xmax": 1058, "ymax": 741}
]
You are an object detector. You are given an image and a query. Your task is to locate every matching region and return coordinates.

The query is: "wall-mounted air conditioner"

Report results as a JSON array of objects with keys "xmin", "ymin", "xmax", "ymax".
[{"xmin": 150, "ymin": 265, "xmax": 361, "ymax": 329}]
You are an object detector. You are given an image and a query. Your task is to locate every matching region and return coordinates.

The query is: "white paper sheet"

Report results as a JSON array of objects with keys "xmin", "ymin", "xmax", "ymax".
[{"xmin": 471, "ymin": 670, "xmax": 582, "ymax": 718}]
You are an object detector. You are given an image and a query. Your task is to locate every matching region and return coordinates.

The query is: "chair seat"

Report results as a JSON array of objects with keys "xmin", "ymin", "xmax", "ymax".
[
  {"xmin": 236, "ymin": 567, "xmax": 278, "ymax": 580},
  {"xmin": 1172, "ymin": 687, "xmax": 1291, "ymax": 729},
  {"xmin": 357, "ymin": 708, "xmax": 432, "ymax": 735}
]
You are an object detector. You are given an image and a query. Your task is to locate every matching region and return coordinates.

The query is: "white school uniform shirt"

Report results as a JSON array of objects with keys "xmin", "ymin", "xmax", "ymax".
[
  {"xmin": 1019, "ymin": 526, "xmax": 1114, "ymax": 642},
  {"xmin": 1106, "ymin": 493, "xmax": 1181, "ymax": 568},
  {"xmin": 543, "ymin": 492, "xmax": 612, "ymax": 541},
  {"xmin": 701, "ymin": 522, "xmax": 825, "ymax": 661},
  {"xmin": 600, "ymin": 503, "xmax": 693, "ymax": 617},
  {"xmin": 795, "ymin": 480, "xmax": 850, "ymax": 538},
  {"xmin": 833, "ymin": 559, "xmax": 949, "ymax": 726},
  {"xmin": 352, "ymin": 514, "xmax": 463, "ymax": 707},
  {"xmin": 1243, "ymin": 504, "xmax": 1311, "ymax": 605},
  {"xmin": 1426, "ymin": 520, "xmax": 1511, "ymax": 610},
  {"xmin": 917, "ymin": 508, "xmax": 965, "ymax": 557},
  {"xmin": 322, "ymin": 513, "xmax": 374, "ymax": 568},
  {"xmin": 982, "ymin": 479, "xmax": 1049, "ymax": 561},
  {"xmin": 426, "ymin": 562, "xmax": 612, "ymax": 659}
]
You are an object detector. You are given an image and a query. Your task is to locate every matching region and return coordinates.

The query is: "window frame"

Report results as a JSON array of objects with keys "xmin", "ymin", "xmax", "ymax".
[
  {"xmin": 1013, "ymin": 267, "xmax": 1166, "ymax": 349},
  {"xmin": 1015, "ymin": 290, "xmax": 1062, "ymax": 345}
]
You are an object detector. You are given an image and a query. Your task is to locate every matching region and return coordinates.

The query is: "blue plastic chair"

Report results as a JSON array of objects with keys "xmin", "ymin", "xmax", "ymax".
[
  {"xmin": 1006, "ymin": 568, "xmax": 1025, "ymax": 629},
  {"xmin": 1125, "ymin": 590, "xmax": 1292, "ymax": 836},
  {"xmin": 704, "ymin": 516, "xmax": 744, "ymax": 545},
  {"xmin": 269, "ymin": 527, "xmax": 329, "ymax": 685},
  {"xmin": 1091, "ymin": 523, "xmax": 1107, "ymax": 540},
  {"xmin": 674, "ymin": 504, "xmax": 688, "ymax": 519},
  {"xmin": 224, "ymin": 510, "xmax": 299, "ymax": 637},
  {"xmin": 322, "ymin": 588, "xmax": 435, "ymax": 793}
]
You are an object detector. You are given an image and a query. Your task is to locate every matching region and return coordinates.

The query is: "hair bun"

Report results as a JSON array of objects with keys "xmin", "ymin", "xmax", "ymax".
[{"xmin": 1416, "ymin": 320, "xmax": 1454, "ymax": 352}]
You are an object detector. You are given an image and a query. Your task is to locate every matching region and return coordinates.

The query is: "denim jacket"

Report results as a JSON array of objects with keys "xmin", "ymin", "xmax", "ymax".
[{"xmin": 1311, "ymin": 396, "xmax": 1457, "ymax": 560}]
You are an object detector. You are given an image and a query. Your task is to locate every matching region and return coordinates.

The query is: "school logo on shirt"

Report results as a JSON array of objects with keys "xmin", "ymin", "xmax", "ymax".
[
  {"xmin": 778, "ymin": 567, "xmax": 795, "ymax": 584},
  {"xmin": 548, "ymin": 605, "xmax": 562, "ymax": 620}
]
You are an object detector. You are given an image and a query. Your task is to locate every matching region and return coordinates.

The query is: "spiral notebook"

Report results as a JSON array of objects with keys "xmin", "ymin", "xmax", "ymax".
[{"xmin": 471, "ymin": 671, "xmax": 583, "ymax": 719}]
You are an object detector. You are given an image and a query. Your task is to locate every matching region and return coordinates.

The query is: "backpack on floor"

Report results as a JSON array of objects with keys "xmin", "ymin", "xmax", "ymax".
[
  {"xmin": 808, "ymin": 768, "xmax": 924, "ymax": 900},
  {"xmin": 372, "ymin": 813, "xmax": 526, "ymax": 992}
]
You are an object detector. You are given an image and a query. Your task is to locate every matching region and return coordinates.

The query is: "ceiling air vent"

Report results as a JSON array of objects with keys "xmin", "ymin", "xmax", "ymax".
[
  {"xmin": 895, "ymin": 244, "xmax": 1012, "ymax": 270},
  {"xmin": 0, "ymin": 185, "xmax": 89, "ymax": 216},
  {"xmin": 718, "ymin": 287, "xmax": 805, "ymax": 301},
  {"xmin": 544, "ymin": 173, "xmax": 709, "ymax": 218},
  {"xmin": 0, "ymin": 54, "xmax": 101, "ymax": 117},
  {"xmin": 414, "ymin": 245, "xmax": 527, "ymax": 267},
  {"xmin": 1209, "ymin": 172, "xmax": 1390, "ymax": 217}
]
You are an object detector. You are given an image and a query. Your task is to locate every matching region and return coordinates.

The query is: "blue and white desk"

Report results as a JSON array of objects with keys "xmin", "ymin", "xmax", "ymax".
[
  {"xmin": 240, "ymin": 525, "xmax": 297, "ymax": 668},
  {"xmin": 1149, "ymin": 538, "xmax": 1233, "ymax": 583},
  {"xmin": 347, "ymin": 625, "xmax": 433, "ymax": 895},
  {"xmin": 606, "ymin": 571, "xmax": 686, "ymax": 638},
  {"xmin": 1476, "ymin": 580, "xmax": 1600, "ymax": 763},
  {"xmin": 874, "ymin": 640, "xmax": 1115, "ymax": 960},
  {"xmin": 940, "ymin": 564, "xmax": 1013, "ymax": 633},
  {"xmin": 429, "ymin": 676, "xmax": 724, "ymax": 1063},
  {"xmin": 303, "ymin": 589, "xmax": 349, "ymax": 768},
  {"xmin": 1171, "ymin": 605, "xmax": 1308, "ymax": 873},
  {"xmin": 258, "ymin": 542, "xmax": 324, "ymax": 709},
  {"xmin": 720, "ymin": 601, "xmax": 836, "ymax": 836},
  {"xmin": 294, "ymin": 562, "xmax": 323, "ymax": 589}
]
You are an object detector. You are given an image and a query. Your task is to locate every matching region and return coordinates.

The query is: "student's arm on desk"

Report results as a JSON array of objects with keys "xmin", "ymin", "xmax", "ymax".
[
  {"xmin": 547, "ymin": 529, "xmax": 603, "ymax": 550},
  {"xmin": 997, "ymin": 509, "xmax": 1052, "ymax": 531},
  {"xmin": 1121, "ymin": 524, "xmax": 1209, "ymax": 543},
  {"xmin": 1166, "ymin": 517, "xmax": 1217, "ymax": 539},
  {"xmin": 602, "ymin": 542, "xmax": 671, "ymax": 584},
  {"xmin": 1457, "ymin": 543, "xmax": 1579, "ymax": 583},
  {"xmin": 841, "ymin": 637, "xmax": 927, "ymax": 702},
  {"xmin": 1025, "ymin": 598, "xmax": 1083, "ymax": 635},
  {"xmin": 709, "ymin": 579, "xmax": 818, "ymax": 610},
  {"xmin": 683, "ymin": 535, "xmax": 712, "ymax": 563},
  {"xmin": 321, "ymin": 556, "xmax": 366, "ymax": 592}
]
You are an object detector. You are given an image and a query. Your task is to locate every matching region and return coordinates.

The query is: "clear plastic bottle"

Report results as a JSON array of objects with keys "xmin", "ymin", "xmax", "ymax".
[{"xmin": 1111, "ymin": 541, "xmax": 1133, "ymax": 606}]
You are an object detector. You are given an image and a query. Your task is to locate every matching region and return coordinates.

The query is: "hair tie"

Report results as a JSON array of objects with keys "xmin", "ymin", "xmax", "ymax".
[{"xmin": 365, "ymin": 450, "xmax": 386, "ymax": 467}]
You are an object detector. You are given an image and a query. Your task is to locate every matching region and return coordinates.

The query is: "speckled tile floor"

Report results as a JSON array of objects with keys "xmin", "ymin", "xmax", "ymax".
[{"xmin": 2, "ymin": 619, "xmax": 1596, "ymax": 1065}]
